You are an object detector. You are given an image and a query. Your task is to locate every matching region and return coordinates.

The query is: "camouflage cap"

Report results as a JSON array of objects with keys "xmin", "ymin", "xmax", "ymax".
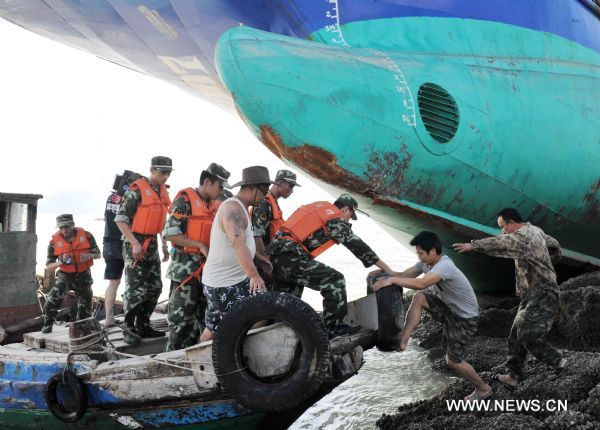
[
  {"xmin": 204, "ymin": 162, "xmax": 231, "ymax": 189},
  {"xmin": 275, "ymin": 169, "xmax": 301, "ymax": 187},
  {"xmin": 56, "ymin": 214, "xmax": 74, "ymax": 227},
  {"xmin": 151, "ymin": 156, "xmax": 174, "ymax": 172},
  {"xmin": 334, "ymin": 194, "xmax": 358, "ymax": 220},
  {"xmin": 216, "ymin": 189, "xmax": 234, "ymax": 202}
]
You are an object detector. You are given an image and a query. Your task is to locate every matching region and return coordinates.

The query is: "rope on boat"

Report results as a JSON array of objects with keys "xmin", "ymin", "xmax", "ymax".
[
  {"xmin": 109, "ymin": 349, "xmax": 246, "ymax": 377},
  {"xmin": 66, "ymin": 322, "xmax": 246, "ymax": 378}
]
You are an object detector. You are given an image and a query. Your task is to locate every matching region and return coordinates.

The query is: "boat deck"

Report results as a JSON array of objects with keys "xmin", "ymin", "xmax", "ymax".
[{"xmin": 23, "ymin": 313, "xmax": 169, "ymax": 356}]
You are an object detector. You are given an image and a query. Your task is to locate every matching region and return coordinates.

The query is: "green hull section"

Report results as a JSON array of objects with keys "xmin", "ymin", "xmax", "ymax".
[{"xmin": 216, "ymin": 17, "xmax": 600, "ymax": 291}]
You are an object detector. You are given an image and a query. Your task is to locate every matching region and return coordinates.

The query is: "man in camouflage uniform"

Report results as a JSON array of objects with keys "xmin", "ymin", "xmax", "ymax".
[
  {"xmin": 251, "ymin": 169, "xmax": 300, "ymax": 287},
  {"xmin": 115, "ymin": 156, "xmax": 172, "ymax": 344},
  {"xmin": 453, "ymin": 207, "xmax": 566, "ymax": 388},
  {"xmin": 163, "ymin": 163, "xmax": 231, "ymax": 351},
  {"xmin": 42, "ymin": 214, "xmax": 101, "ymax": 333},
  {"xmin": 266, "ymin": 194, "xmax": 395, "ymax": 338}
]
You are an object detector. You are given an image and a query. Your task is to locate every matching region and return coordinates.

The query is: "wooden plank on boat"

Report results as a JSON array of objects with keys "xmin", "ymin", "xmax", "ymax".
[
  {"xmin": 346, "ymin": 294, "xmax": 378, "ymax": 331},
  {"xmin": 89, "ymin": 352, "xmax": 192, "ymax": 379},
  {"xmin": 23, "ymin": 324, "xmax": 69, "ymax": 349},
  {"xmin": 330, "ymin": 329, "xmax": 376, "ymax": 354},
  {"xmin": 89, "ymin": 374, "xmax": 211, "ymax": 400},
  {"xmin": 243, "ymin": 323, "xmax": 298, "ymax": 377},
  {"xmin": 186, "ymin": 322, "xmax": 300, "ymax": 391},
  {"xmin": 185, "ymin": 340, "xmax": 218, "ymax": 390},
  {"xmin": 113, "ymin": 336, "xmax": 168, "ymax": 356},
  {"xmin": 25, "ymin": 313, "xmax": 169, "ymax": 354},
  {"xmin": 85, "ymin": 349, "xmax": 214, "ymax": 400}
]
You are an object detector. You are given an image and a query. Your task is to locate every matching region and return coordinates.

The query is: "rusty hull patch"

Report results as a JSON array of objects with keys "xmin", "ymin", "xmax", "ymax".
[
  {"xmin": 260, "ymin": 125, "xmax": 367, "ymax": 193},
  {"xmin": 259, "ymin": 125, "xmax": 597, "ymax": 248},
  {"xmin": 259, "ymin": 125, "xmax": 481, "ymax": 237},
  {"xmin": 365, "ymin": 146, "xmax": 413, "ymax": 196}
]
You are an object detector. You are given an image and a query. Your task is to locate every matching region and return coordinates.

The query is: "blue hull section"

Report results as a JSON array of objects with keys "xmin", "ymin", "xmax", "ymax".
[
  {"xmin": 0, "ymin": 354, "xmax": 256, "ymax": 427},
  {"xmin": 1, "ymin": 1, "xmax": 598, "ymax": 98}
]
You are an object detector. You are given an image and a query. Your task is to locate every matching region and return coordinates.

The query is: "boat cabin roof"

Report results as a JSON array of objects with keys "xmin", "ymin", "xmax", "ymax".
[{"xmin": 0, "ymin": 193, "xmax": 43, "ymax": 205}]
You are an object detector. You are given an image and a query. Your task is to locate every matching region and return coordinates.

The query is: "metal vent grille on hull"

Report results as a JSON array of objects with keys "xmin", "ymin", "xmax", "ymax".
[{"xmin": 417, "ymin": 83, "xmax": 459, "ymax": 144}]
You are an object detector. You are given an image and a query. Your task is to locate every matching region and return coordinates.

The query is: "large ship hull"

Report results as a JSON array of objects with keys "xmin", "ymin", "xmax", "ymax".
[{"xmin": 1, "ymin": 1, "xmax": 599, "ymax": 291}]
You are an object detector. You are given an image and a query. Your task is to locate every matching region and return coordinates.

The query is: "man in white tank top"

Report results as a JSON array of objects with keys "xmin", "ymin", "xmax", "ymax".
[{"xmin": 200, "ymin": 166, "xmax": 275, "ymax": 341}]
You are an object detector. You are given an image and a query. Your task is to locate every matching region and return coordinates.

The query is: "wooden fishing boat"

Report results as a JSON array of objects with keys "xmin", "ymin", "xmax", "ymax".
[{"xmin": 0, "ymin": 291, "xmax": 385, "ymax": 430}]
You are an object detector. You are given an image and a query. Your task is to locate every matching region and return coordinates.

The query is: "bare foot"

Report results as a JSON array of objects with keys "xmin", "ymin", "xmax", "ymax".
[
  {"xmin": 399, "ymin": 340, "xmax": 408, "ymax": 351},
  {"xmin": 104, "ymin": 317, "xmax": 116, "ymax": 327}
]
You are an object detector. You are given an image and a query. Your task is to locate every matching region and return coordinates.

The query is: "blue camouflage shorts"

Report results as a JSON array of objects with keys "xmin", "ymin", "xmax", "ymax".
[{"xmin": 203, "ymin": 278, "xmax": 252, "ymax": 332}]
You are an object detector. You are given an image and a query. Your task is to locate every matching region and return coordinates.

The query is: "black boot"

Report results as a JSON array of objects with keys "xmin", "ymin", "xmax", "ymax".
[
  {"xmin": 137, "ymin": 326, "xmax": 166, "ymax": 338},
  {"xmin": 122, "ymin": 308, "xmax": 141, "ymax": 345},
  {"xmin": 41, "ymin": 321, "xmax": 53, "ymax": 334},
  {"xmin": 135, "ymin": 312, "xmax": 165, "ymax": 338}
]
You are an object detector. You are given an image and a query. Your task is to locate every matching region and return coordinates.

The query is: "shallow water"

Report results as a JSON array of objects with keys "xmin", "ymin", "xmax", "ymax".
[
  {"xmin": 290, "ymin": 346, "xmax": 449, "ymax": 430},
  {"xmin": 34, "ymin": 213, "xmax": 449, "ymax": 429}
]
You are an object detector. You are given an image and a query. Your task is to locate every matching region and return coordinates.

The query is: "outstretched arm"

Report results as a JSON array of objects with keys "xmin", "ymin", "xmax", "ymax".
[
  {"xmin": 368, "ymin": 263, "xmax": 422, "ymax": 283},
  {"xmin": 374, "ymin": 271, "xmax": 441, "ymax": 292},
  {"xmin": 454, "ymin": 234, "xmax": 527, "ymax": 259}
]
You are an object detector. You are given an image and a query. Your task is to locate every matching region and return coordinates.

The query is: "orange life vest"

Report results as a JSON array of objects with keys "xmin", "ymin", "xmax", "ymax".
[
  {"xmin": 280, "ymin": 201, "xmax": 343, "ymax": 258},
  {"xmin": 266, "ymin": 193, "xmax": 284, "ymax": 242},
  {"xmin": 249, "ymin": 193, "xmax": 284, "ymax": 243},
  {"xmin": 172, "ymin": 187, "xmax": 220, "ymax": 254},
  {"xmin": 130, "ymin": 178, "xmax": 171, "ymax": 235},
  {"xmin": 52, "ymin": 228, "xmax": 94, "ymax": 273}
]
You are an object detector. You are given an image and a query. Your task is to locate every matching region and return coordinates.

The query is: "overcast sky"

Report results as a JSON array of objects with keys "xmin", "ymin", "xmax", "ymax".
[{"xmin": 0, "ymin": 19, "xmax": 334, "ymax": 218}]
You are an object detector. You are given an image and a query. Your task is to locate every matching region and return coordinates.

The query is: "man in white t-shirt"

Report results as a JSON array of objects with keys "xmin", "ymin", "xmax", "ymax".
[{"xmin": 373, "ymin": 231, "xmax": 492, "ymax": 401}]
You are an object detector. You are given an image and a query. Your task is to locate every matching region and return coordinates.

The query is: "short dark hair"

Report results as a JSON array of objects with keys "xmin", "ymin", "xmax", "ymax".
[
  {"xmin": 333, "ymin": 200, "xmax": 345, "ymax": 210},
  {"xmin": 409, "ymin": 231, "xmax": 442, "ymax": 254},
  {"xmin": 199, "ymin": 171, "xmax": 218, "ymax": 186},
  {"xmin": 497, "ymin": 208, "xmax": 523, "ymax": 224}
]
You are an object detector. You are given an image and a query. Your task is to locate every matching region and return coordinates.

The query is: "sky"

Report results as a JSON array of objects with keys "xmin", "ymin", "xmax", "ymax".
[
  {"xmin": 0, "ymin": 18, "xmax": 414, "ymax": 288},
  {"xmin": 0, "ymin": 19, "xmax": 333, "ymax": 217}
]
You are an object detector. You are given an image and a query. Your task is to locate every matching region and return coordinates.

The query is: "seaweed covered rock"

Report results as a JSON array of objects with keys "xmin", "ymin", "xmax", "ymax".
[
  {"xmin": 377, "ymin": 351, "xmax": 600, "ymax": 430},
  {"xmin": 477, "ymin": 307, "xmax": 517, "ymax": 337},
  {"xmin": 378, "ymin": 272, "xmax": 600, "ymax": 430},
  {"xmin": 555, "ymin": 273, "xmax": 600, "ymax": 351}
]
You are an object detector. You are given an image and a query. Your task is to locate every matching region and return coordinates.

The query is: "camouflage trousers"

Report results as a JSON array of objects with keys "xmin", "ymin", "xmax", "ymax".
[
  {"xmin": 165, "ymin": 278, "xmax": 207, "ymax": 351},
  {"xmin": 43, "ymin": 270, "xmax": 93, "ymax": 324},
  {"xmin": 506, "ymin": 290, "xmax": 562, "ymax": 380},
  {"xmin": 271, "ymin": 250, "xmax": 346, "ymax": 336},
  {"xmin": 423, "ymin": 292, "xmax": 478, "ymax": 363},
  {"xmin": 122, "ymin": 241, "xmax": 163, "ymax": 332}
]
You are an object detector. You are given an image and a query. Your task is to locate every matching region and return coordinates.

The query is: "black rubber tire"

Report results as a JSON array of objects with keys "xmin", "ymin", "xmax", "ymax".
[
  {"xmin": 376, "ymin": 285, "xmax": 404, "ymax": 351},
  {"xmin": 212, "ymin": 292, "xmax": 330, "ymax": 412},
  {"xmin": 45, "ymin": 370, "xmax": 87, "ymax": 423}
]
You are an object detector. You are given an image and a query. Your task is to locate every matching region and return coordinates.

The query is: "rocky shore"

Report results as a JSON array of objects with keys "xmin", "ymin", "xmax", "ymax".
[{"xmin": 377, "ymin": 271, "xmax": 600, "ymax": 430}]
